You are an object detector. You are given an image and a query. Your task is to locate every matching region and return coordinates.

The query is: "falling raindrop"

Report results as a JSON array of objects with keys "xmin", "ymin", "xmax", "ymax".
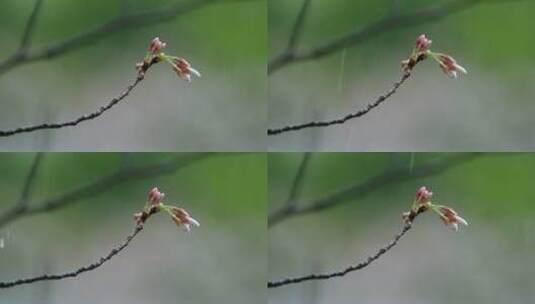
[
  {"xmin": 0, "ymin": 238, "xmax": 4, "ymax": 249},
  {"xmin": 409, "ymin": 152, "xmax": 416, "ymax": 173},
  {"xmin": 337, "ymin": 48, "xmax": 347, "ymax": 93}
]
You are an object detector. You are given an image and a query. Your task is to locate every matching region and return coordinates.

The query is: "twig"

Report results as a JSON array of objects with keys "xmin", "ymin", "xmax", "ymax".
[
  {"xmin": 268, "ymin": 223, "xmax": 412, "ymax": 288},
  {"xmin": 0, "ymin": 0, "xmax": 254, "ymax": 75},
  {"xmin": 0, "ymin": 153, "xmax": 216, "ymax": 229},
  {"xmin": 0, "ymin": 224, "xmax": 143, "ymax": 289},
  {"xmin": 0, "ymin": 73, "xmax": 144, "ymax": 137},
  {"xmin": 267, "ymin": 72, "xmax": 410, "ymax": 136},
  {"xmin": 269, "ymin": 153, "xmax": 480, "ymax": 226},
  {"xmin": 268, "ymin": 0, "xmax": 528, "ymax": 74}
]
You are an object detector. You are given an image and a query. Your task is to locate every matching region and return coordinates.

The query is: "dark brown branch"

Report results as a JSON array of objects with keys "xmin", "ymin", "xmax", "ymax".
[
  {"xmin": 0, "ymin": 153, "xmax": 216, "ymax": 229},
  {"xmin": 268, "ymin": 223, "xmax": 412, "ymax": 288},
  {"xmin": 269, "ymin": 153, "xmax": 480, "ymax": 226},
  {"xmin": 268, "ymin": 0, "xmax": 527, "ymax": 74},
  {"xmin": 0, "ymin": 0, "xmax": 253, "ymax": 75},
  {"xmin": 0, "ymin": 73, "xmax": 145, "ymax": 137},
  {"xmin": 0, "ymin": 224, "xmax": 143, "ymax": 289},
  {"xmin": 267, "ymin": 72, "xmax": 410, "ymax": 136}
]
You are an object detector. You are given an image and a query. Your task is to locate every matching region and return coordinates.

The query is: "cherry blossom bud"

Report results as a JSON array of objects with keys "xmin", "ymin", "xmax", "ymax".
[
  {"xmin": 169, "ymin": 206, "xmax": 200, "ymax": 232},
  {"xmin": 415, "ymin": 34, "xmax": 432, "ymax": 52},
  {"xmin": 438, "ymin": 206, "xmax": 468, "ymax": 231},
  {"xmin": 148, "ymin": 187, "xmax": 165, "ymax": 206},
  {"xmin": 437, "ymin": 54, "xmax": 467, "ymax": 78},
  {"xmin": 415, "ymin": 186, "xmax": 433, "ymax": 205},
  {"xmin": 148, "ymin": 37, "xmax": 166, "ymax": 54},
  {"xmin": 172, "ymin": 58, "xmax": 201, "ymax": 82}
]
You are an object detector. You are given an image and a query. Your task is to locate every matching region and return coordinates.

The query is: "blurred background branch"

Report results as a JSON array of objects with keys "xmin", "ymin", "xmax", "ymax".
[
  {"xmin": 0, "ymin": 153, "xmax": 219, "ymax": 228},
  {"xmin": 284, "ymin": 0, "xmax": 312, "ymax": 57},
  {"xmin": 269, "ymin": 0, "xmax": 528, "ymax": 74},
  {"xmin": 269, "ymin": 153, "xmax": 481, "ymax": 226},
  {"xmin": 16, "ymin": 152, "xmax": 43, "ymax": 209},
  {"xmin": 270, "ymin": 152, "xmax": 310, "ymax": 221},
  {"xmin": 18, "ymin": 0, "xmax": 44, "ymax": 52}
]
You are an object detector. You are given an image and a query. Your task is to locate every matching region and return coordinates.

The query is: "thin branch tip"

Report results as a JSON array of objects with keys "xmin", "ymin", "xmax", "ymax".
[
  {"xmin": 0, "ymin": 224, "xmax": 143, "ymax": 289},
  {"xmin": 268, "ymin": 223, "xmax": 412, "ymax": 288},
  {"xmin": 268, "ymin": 72, "xmax": 411, "ymax": 136}
]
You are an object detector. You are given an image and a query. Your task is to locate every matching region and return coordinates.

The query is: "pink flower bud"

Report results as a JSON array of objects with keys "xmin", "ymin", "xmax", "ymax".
[
  {"xmin": 148, "ymin": 37, "xmax": 166, "ymax": 54},
  {"xmin": 415, "ymin": 34, "xmax": 432, "ymax": 52},
  {"xmin": 415, "ymin": 186, "xmax": 433, "ymax": 204},
  {"xmin": 437, "ymin": 54, "xmax": 467, "ymax": 78},
  {"xmin": 438, "ymin": 206, "xmax": 468, "ymax": 231},
  {"xmin": 172, "ymin": 58, "xmax": 201, "ymax": 82},
  {"xmin": 148, "ymin": 187, "xmax": 165, "ymax": 206},
  {"xmin": 169, "ymin": 206, "xmax": 200, "ymax": 232}
]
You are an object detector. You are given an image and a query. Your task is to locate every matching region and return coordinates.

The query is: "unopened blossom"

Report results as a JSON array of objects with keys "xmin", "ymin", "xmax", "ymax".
[
  {"xmin": 148, "ymin": 187, "xmax": 165, "ymax": 206},
  {"xmin": 402, "ymin": 34, "xmax": 468, "ymax": 79},
  {"xmin": 415, "ymin": 186, "xmax": 433, "ymax": 205},
  {"xmin": 172, "ymin": 58, "xmax": 201, "ymax": 82},
  {"xmin": 436, "ymin": 54, "xmax": 467, "ymax": 79},
  {"xmin": 437, "ymin": 206, "xmax": 468, "ymax": 231},
  {"xmin": 415, "ymin": 34, "xmax": 432, "ymax": 52},
  {"xmin": 149, "ymin": 37, "xmax": 166, "ymax": 54},
  {"xmin": 403, "ymin": 186, "xmax": 469, "ymax": 232},
  {"xmin": 169, "ymin": 206, "xmax": 200, "ymax": 232}
]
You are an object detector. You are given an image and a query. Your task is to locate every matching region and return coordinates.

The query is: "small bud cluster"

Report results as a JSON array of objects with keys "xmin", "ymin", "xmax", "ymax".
[
  {"xmin": 402, "ymin": 186, "xmax": 468, "ymax": 231},
  {"xmin": 133, "ymin": 187, "xmax": 200, "ymax": 232},
  {"xmin": 136, "ymin": 37, "xmax": 201, "ymax": 82},
  {"xmin": 402, "ymin": 34, "xmax": 467, "ymax": 79}
]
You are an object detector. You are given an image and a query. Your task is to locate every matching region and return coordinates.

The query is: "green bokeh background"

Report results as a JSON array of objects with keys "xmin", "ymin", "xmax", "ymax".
[
  {"xmin": 269, "ymin": 153, "xmax": 535, "ymax": 303},
  {"xmin": 269, "ymin": 0, "xmax": 535, "ymax": 151},
  {"xmin": 0, "ymin": 0, "xmax": 265, "ymax": 151},
  {"xmin": 0, "ymin": 153, "xmax": 266, "ymax": 303}
]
